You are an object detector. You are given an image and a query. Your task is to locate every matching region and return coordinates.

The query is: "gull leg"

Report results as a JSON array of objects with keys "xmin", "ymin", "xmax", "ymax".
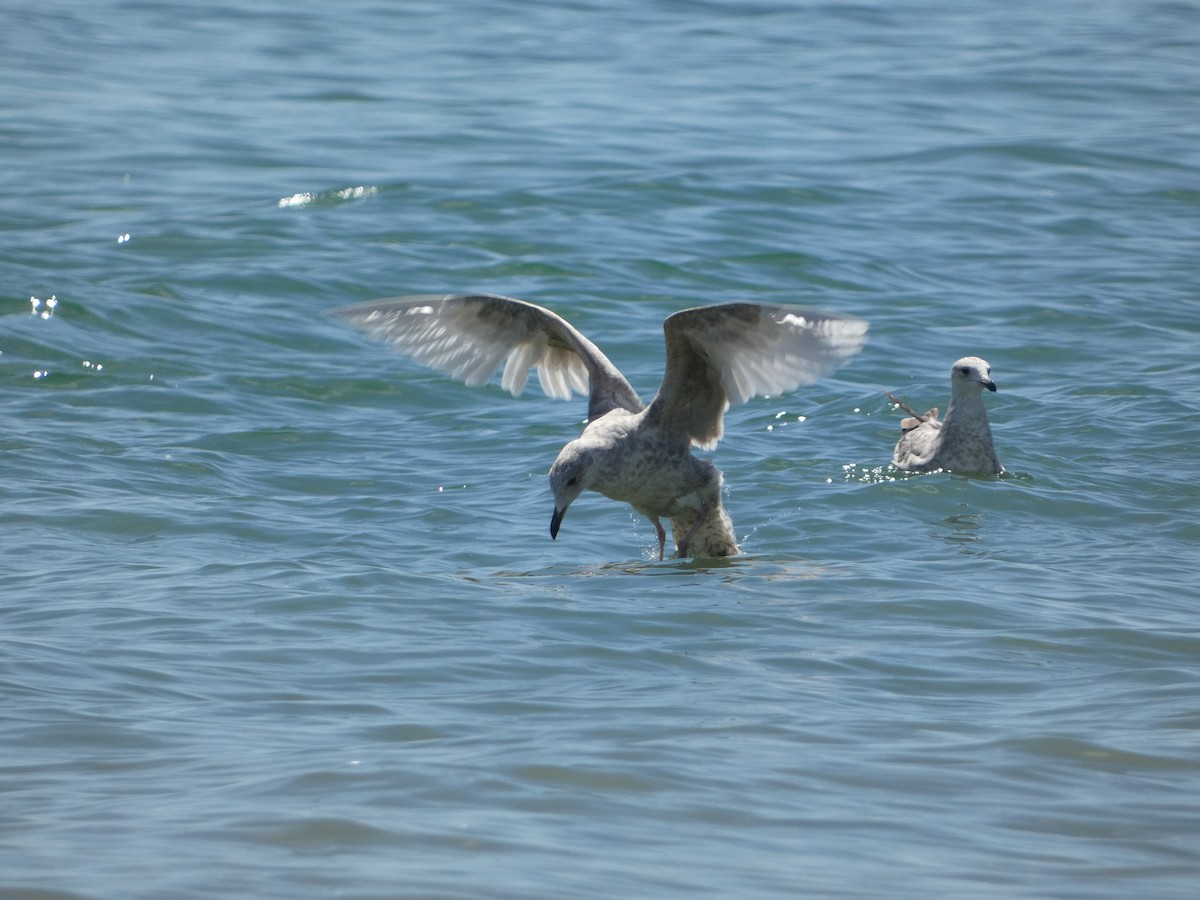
[{"xmin": 653, "ymin": 518, "xmax": 666, "ymax": 561}]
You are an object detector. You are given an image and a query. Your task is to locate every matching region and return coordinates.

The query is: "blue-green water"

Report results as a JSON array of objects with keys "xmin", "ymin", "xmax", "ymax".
[{"xmin": 3, "ymin": 1, "xmax": 1199, "ymax": 897}]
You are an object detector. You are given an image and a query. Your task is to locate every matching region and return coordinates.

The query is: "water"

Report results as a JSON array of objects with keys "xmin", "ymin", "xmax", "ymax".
[{"xmin": 3, "ymin": 0, "xmax": 1199, "ymax": 896}]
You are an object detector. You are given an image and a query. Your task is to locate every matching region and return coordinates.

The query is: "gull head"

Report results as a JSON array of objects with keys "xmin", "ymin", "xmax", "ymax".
[
  {"xmin": 950, "ymin": 356, "xmax": 997, "ymax": 394},
  {"xmin": 548, "ymin": 441, "xmax": 594, "ymax": 540}
]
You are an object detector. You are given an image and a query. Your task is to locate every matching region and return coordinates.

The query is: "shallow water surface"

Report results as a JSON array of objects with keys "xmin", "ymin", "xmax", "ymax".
[{"xmin": 3, "ymin": 1, "xmax": 1199, "ymax": 897}]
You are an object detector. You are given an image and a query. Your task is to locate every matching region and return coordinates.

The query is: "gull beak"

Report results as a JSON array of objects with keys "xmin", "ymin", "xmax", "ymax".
[
  {"xmin": 983, "ymin": 379, "xmax": 997, "ymax": 392},
  {"xmin": 550, "ymin": 506, "xmax": 566, "ymax": 540}
]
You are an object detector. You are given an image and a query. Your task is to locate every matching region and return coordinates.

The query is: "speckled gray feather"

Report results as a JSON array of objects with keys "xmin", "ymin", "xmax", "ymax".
[
  {"xmin": 332, "ymin": 294, "xmax": 869, "ymax": 558},
  {"xmin": 890, "ymin": 356, "xmax": 1003, "ymax": 475},
  {"xmin": 330, "ymin": 294, "xmax": 641, "ymax": 422}
]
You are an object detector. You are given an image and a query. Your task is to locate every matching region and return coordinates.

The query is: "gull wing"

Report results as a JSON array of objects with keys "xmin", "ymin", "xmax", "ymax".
[
  {"xmin": 892, "ymin": 418, "xmax": 943, "ymax": 469},
  {"xmin": 644, "ymin": 303, "xmax": 868, "ymax": 449},
  {"xmin": 330, "ymin": 294, "xmax": 643, "ymax": 421}
]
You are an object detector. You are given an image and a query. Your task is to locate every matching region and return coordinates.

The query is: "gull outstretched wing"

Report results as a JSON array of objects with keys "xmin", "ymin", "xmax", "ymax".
[
  {"xmin": 646, "ymin": 303, "xmax": 868, "ymax": 449},
  {"xmin": 331, "ymin": 294, "xmax": 643, "ymax": 421}
]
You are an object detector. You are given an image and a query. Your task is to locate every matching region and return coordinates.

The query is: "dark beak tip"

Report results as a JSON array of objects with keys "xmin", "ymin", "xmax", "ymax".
[{"xmin": 987, "ymin": 382, "xmax": 998, "ymax": 392}]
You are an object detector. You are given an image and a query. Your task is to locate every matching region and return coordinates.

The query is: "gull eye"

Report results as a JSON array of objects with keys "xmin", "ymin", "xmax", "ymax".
[{"xmin": 958, "ymin": 367, "xmax": 970, "ymax": 376}]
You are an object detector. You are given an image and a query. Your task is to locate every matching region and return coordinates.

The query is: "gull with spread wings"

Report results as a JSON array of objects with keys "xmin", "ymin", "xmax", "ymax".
[{"xmin": 332, "ymin": 294, "xmax": 868, "ymax": 559}]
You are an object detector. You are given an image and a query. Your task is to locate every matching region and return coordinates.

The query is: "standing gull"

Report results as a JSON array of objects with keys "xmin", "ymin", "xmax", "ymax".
[
  {"xmin": 332, "ymin": 294, "xmax": 868, "ymax": 559},
  {"xmin": 887, "ymin": 356, "xmax": 1003, "ymax": 474}
]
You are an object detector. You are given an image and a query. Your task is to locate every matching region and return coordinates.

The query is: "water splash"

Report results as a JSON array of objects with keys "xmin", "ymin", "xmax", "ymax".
[
  {"xmin": 841, "ymin": 462, "xmax": 905, "ymax": 484},
  {"xmin": 30, "ymin": 295, "xmax": 58, "ymax": 319},
  {"xmin": 278, "ymin": 185, "xmax": 378, "ymax": 208}
]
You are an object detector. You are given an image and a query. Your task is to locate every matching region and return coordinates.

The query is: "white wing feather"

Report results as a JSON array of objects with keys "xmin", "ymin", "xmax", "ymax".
[
  {"xmin": 716, "ymin": 311, "xmax": 870, "ymax": 406},
  {"xmin": 331, "ymin": 294, "xmax": 590, "ymax": 400},
  {"xmin": 651, "ymin": 304, "xmax": 868, "ymax": 448}
]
